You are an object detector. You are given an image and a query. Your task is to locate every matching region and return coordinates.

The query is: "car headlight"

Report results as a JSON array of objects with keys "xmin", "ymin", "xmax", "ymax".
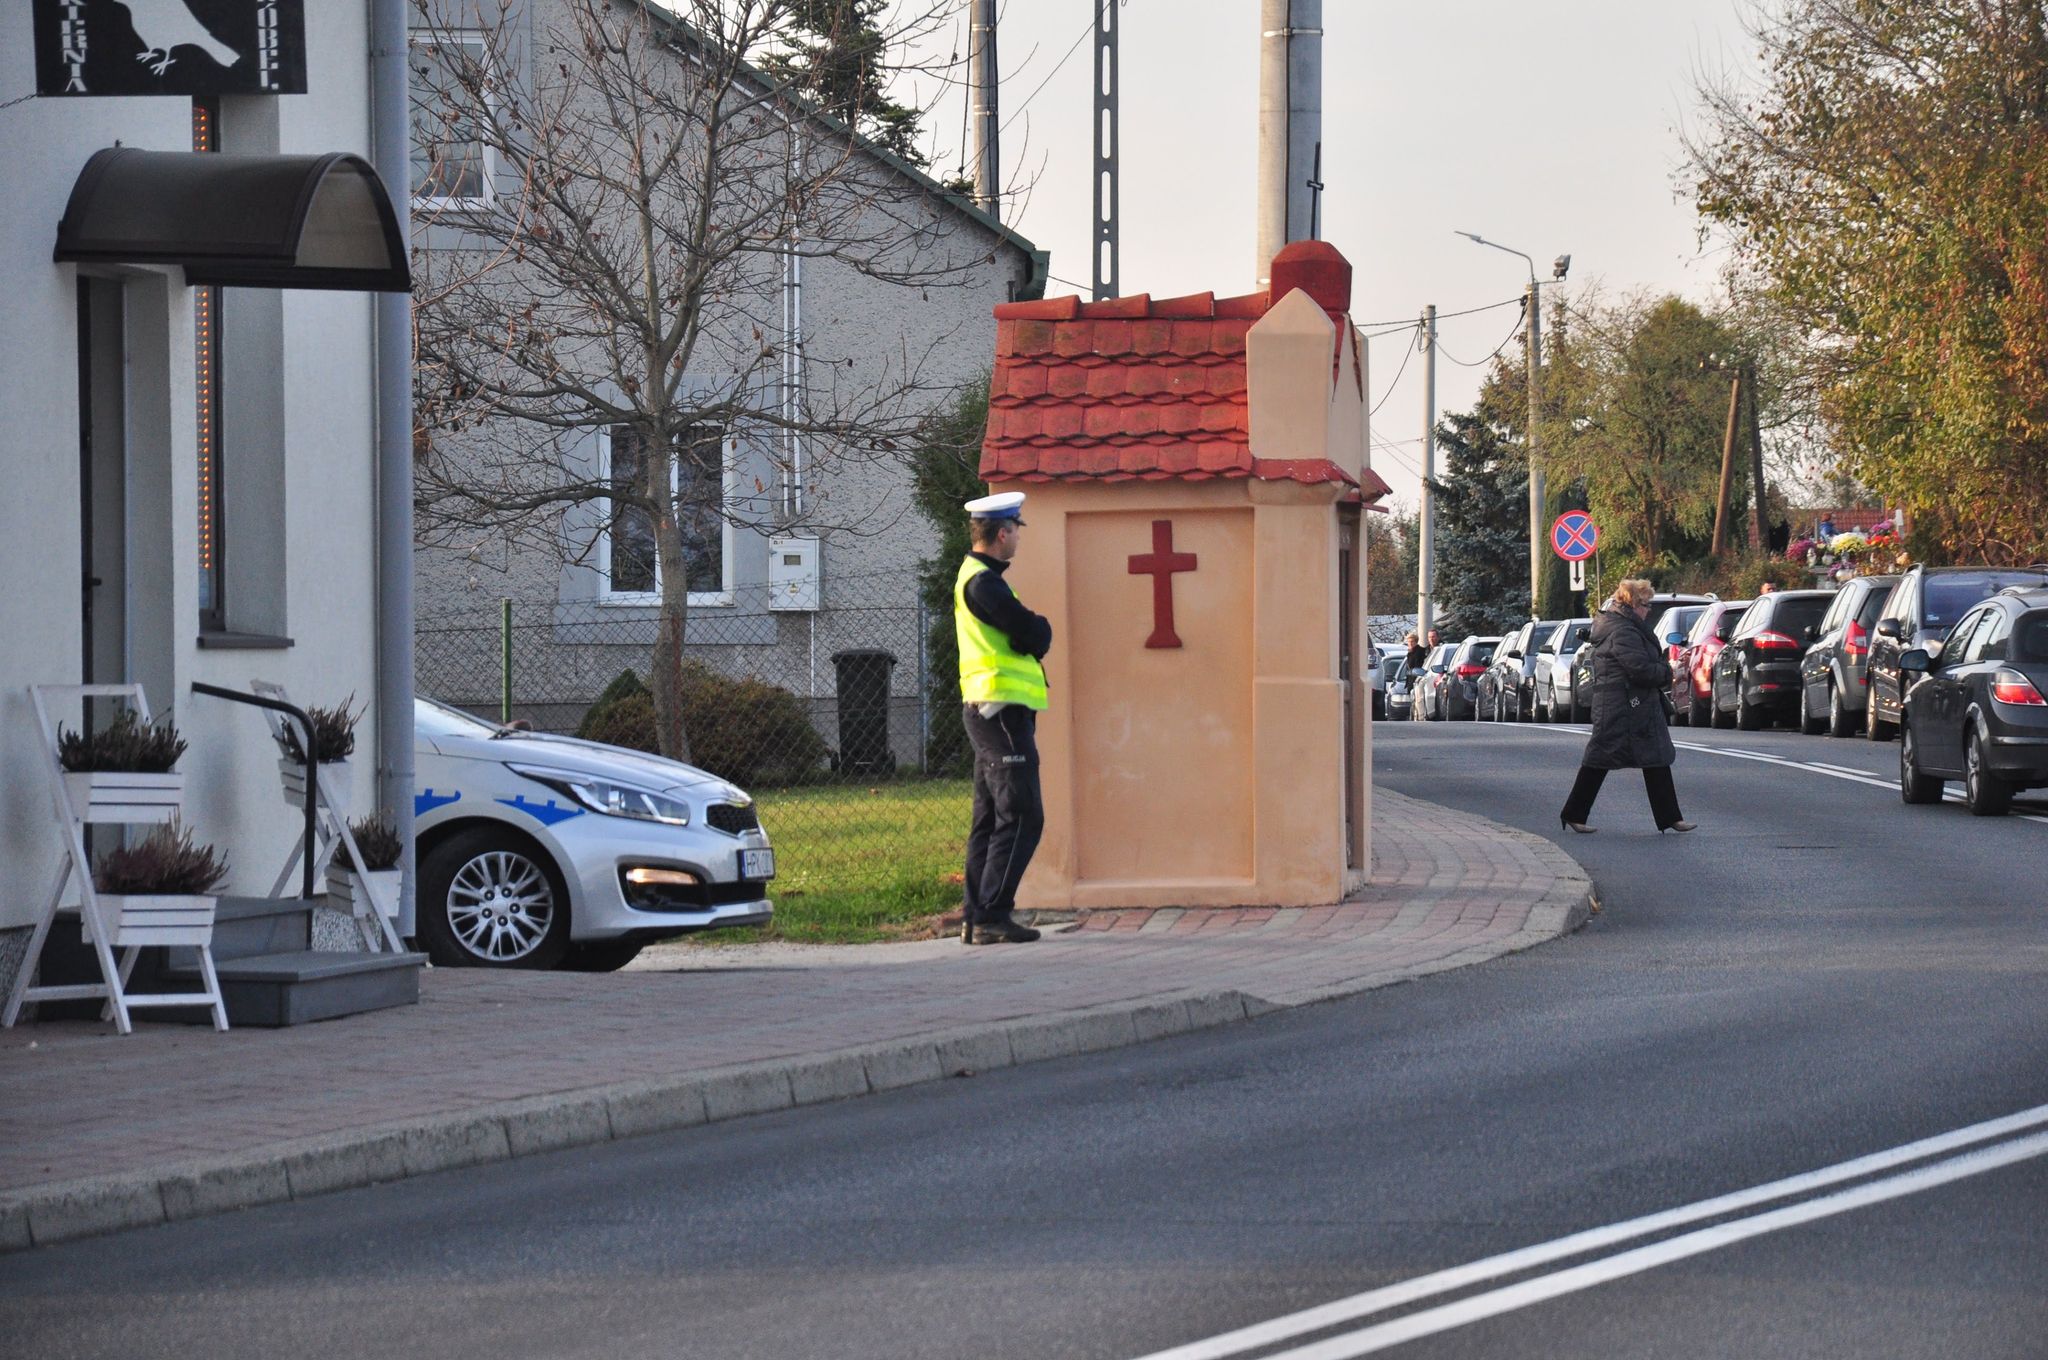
[{"xmin": 507, "ymin": 765, "xmax": 690, "ymax": 825}]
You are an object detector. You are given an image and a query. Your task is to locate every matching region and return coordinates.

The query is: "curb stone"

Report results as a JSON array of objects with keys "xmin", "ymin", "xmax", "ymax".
[{"xmin": 0, "ymin": 803, "xmax": 1594, "ymax": 1255}]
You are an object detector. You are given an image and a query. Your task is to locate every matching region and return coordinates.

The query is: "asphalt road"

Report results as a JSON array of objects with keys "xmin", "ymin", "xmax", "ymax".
[{"xmin": 4, "ymin": 719, "xmax": 2045, "ymax": 1359}]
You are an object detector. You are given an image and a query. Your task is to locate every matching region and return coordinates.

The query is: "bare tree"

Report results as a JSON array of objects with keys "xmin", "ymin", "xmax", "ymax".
[{"xmin": 410, "ymin": 0, "xmax": 1014, "ymax": 759}]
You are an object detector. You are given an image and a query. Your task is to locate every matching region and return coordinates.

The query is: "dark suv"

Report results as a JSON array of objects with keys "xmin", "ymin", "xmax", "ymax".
[
  {"xmin": 1797, "ymin": 574, "xmax": 1899, "ymax": 736},
  {"xmin": 1711, "ymin": 590, "xmax": 1836, "ymax": 730},
  {"xmin": 1482, "ymin": 619, "xmax": 1564, "ymax": 722},
  {"xmin": 1896, "ymin": 586, "xmax": 2048, "ymax": 815},
  {"xmin": 1441, "ymin": 635, "xmax": 1502, "ymax": 721},
  {"xmin": 1865, "ymin": 565, "xmax": 2048, "ymax": 740}
]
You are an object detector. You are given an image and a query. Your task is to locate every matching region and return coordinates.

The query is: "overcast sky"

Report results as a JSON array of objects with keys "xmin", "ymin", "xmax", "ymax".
[{"xmin": 900, "ymin": 0, "xmax": 1762, "ymax": 510}]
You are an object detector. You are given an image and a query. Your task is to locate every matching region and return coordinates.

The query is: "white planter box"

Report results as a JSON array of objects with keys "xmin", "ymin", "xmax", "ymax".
[
  {"xmin": 88, "ymin": 893, "xmax": 217, "ymax": 947},
  {"xmin": 281, "ymin": 755, "xmax": 352, "ymax": 810},
  {"xmin": 327, "ymin": 866, "xmax": 401, "ymax": 920},
  {"xmin": 63, "ymin": 770, "xmax": 184, "ymax": 824}
]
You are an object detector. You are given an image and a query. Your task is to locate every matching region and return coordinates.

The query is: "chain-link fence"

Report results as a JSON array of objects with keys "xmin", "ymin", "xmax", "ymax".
[{"xmin": 414, "ymin": 571, "xmax": 970, "ymax": 936}]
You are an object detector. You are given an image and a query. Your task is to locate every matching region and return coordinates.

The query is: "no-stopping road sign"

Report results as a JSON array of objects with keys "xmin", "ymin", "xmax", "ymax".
[{"xmin": 1551, "ymin": 511, "xmax": 1600, "ymax": 562}]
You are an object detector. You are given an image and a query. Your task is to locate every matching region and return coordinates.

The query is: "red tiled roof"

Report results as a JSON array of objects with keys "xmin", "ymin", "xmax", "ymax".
[{"xmin": 980, "ymin": 243, "xmax": 1390, "ymax": 497}]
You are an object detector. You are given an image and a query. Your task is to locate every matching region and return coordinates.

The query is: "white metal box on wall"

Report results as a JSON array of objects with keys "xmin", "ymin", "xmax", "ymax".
[{"xmin": 768, "ymin": 536, "xmax": 821, "ymax": 611}]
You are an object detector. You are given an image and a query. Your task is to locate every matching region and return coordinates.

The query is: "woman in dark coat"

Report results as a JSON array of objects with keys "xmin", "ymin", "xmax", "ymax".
[{"xmin": 1559, "ymin": 577, "xmax": 1696, "ymax": 833}]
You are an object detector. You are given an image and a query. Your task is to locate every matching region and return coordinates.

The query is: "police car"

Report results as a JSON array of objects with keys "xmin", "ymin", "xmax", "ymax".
[{"xmin": 412, "ymin": 697, "xmax": 774, "ymax": 972}]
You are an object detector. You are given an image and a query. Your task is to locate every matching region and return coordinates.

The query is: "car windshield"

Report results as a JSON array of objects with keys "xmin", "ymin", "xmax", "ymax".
[
  {"xmin": 1771, "ymin": 596, "xmax": 1832, "ymax": 635},
  {"xmin": 1924, "ymin": 572, "xmax": 2048, "ymax": 631},
  {"xmin": 416, "ymin": 696, "xmax": 508, "ymax": 741},
  {"xmin": 2016, "ymin": 612, "xmax": 2048, "ymax": 662}
]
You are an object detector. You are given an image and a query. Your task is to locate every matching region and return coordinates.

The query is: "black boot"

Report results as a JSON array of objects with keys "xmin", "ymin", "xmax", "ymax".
[{"xmin": 969, "ymin": 915, "xmax": 1041, "ymax": 945}]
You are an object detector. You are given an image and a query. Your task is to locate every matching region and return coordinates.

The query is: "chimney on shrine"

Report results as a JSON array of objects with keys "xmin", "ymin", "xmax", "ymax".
[{"xmin": 979, "ymin": 241, "xmax": 1389, "ymax": 913}]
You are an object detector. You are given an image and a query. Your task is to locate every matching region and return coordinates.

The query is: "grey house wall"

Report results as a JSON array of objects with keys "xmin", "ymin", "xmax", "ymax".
[{"xmin": 410, "ymin": 0, "xmax": 1040, "ymax": 772}]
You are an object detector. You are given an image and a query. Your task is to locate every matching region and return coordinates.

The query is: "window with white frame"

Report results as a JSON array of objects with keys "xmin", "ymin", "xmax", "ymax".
[
  {"xmin": 602, "ymin": 424, "xmax": 730, "ymax": 603},
  {"xmin": 409, "ymin": 32, "xmax": 493, "ymax": 209}
]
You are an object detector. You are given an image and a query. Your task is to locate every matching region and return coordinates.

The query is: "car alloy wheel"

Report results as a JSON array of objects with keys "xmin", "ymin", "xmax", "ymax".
[
  {"xmin": 419, "ymin": 828, "xmax": 572, "ymax": 969},
  {"xmin": 1866, "ymin": 686, "xmax": 1896, "ymax": 741},
  {"xmin": 1801, "ymin": 684, "xmax": 1828, "ymax": 735},
  {"xmin": 1964, "ymin": 729, "xmax": 2013, "ymax": 817},
  {"xmin": 1735, "ymin": 672, "xmax": 1763, "ymax": 731},
  {"xmin": 1711, "ymin": 675, "xmax": 1735, "ymax": 729},
  {"xmin": 1898, "ymin": 719, "xmax": 1942, "ymax": 805}
]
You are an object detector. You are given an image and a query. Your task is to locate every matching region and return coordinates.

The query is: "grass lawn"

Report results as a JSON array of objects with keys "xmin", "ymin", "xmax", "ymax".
[{"xmin": 694, "ymin": 777, "xmax": 972, "ymax": 944}]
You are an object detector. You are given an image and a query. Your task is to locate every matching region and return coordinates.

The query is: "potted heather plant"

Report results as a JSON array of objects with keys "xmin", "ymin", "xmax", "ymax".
[
  {"xmin": 92, "ymin": 823, "xmax": 228, "ymax": 945},
  {"xmin": 277, "ymin": 695, "xmax": 362, "ymax": 808},
  {"xmin": 327, "ymin": 811, "xmax": 403, "ymax": 922},
  {"xmin": 57, "ymin": 708, "xmax": 187, "ymax": 824}
]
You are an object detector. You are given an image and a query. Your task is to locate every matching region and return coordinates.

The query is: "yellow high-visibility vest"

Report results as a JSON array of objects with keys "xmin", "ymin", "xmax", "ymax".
[{"xmin": 954, "ymin": 557, "xmax": 1048, "ymax": 710}]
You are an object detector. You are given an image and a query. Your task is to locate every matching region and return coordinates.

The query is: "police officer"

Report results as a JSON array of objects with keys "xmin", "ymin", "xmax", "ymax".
[{"xmin": 955, "ymin": 491, "xmax": 1051, "ymax": 945}]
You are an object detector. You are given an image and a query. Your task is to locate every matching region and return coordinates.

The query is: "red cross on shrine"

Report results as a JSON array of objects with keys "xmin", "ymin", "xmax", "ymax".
[{"xmin": 1127, "ymin": 519, "xmax": 1198, "ymax": 649}]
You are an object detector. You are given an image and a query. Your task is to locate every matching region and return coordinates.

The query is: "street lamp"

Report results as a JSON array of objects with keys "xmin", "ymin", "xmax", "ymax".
[{"xmin": 1456, "ymin": 231, "xmax": 1569, "ymax": 617}]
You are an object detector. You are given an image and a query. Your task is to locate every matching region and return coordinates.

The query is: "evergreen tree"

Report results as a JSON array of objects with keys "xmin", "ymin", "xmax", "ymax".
[
  {"xmin": 908, "ymin": 378, "xmax": 991, "ymax": 773},
  {"xmin": 766, "ymin": 0, "xmax": 929, "ymax": 165},
  {"xmin": 1429, "ymin": 400, "xmax": 1530, "ymax": 636}
]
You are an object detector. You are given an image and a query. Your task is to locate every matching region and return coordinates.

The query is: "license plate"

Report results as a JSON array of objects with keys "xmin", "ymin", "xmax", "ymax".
[{"xmin": 740, "ymin": 848, "xmax": 775, "ymax": 880}]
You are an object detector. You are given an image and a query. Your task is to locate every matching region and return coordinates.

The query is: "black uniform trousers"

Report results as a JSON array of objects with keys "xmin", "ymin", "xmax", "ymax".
[
  {"xmin": 962, "ymin": 703, "xmax": 1044, "ymax": 925},
  {"xmin": 1561, "ymin": 764, "xmax": 1683, "ymax": 829}
]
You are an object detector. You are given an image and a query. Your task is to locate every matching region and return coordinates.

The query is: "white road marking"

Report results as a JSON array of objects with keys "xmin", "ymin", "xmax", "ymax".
[
  {"xmin": 1263, "ymin": 1129, "xmax": 2048, "ymax": 1359},
  {"xmin": 1128, "ymin": 1104, "xmax": 2048, "ymax": 1360},
  {"xmin": 1508, "ymin": 725, "xmax": 2048, "ymax": 824}
]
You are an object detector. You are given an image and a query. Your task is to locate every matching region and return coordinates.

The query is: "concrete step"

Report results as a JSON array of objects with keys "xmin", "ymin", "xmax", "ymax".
[
  {"xmin": 208, "ymin": 895, "xmax": 314, "ymax": 961},
  {"xmin": 164, "ymin": 949, "xmax": 426, "ymax": 1027}
]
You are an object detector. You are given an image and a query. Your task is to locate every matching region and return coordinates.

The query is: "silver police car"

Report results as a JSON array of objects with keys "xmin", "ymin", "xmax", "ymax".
[{"xmin": 413, "ymin": 697, "xmax": 774, "ymax": 971}]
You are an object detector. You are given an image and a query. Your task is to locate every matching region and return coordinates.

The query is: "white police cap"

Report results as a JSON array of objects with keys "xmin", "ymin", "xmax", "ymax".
[{"xmin": 964, "ymin": 491, "xmax": 1027, "ymax": 522}]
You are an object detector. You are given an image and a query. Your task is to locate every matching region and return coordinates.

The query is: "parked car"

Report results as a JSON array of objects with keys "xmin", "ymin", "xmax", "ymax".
[
  {"xmin": 1896, "ymin": 586, "xmax": 2048, "ymax": 815},
  {"xmin": 1796, "ymin": 574, "xmax": 1899, "ymax": 736},
  {"xmin": 412, "ymin": 696, "xmax": 775, "ymax": 971},
  {"xmin": 1710, "ymin": 590, "xmax": 1837, "ymax": 730},
  {"xmin": 1865, "ymin": 565, "xmax": 2048, "ymax": 740},
  {"xmin": 1440, "ymin": 635, "xmax": 1503, "ymax": 721},
  {"xmin": 1669, "ymin": 598, "xmax": 1752, "ymax": 727},
  {"xmin": 1385, "ymin": 657, "xmax": 1411, "ymax": 721},
  {"xmin": 1533, "ymin": 618, "xmax": 1592, "ymax": 722},
  {"xmin": 1369, "ymin": 642, "xmax": 1403, "ymax": 720},
  {"xmin": 1570, "ymin": 594, "xmax": 1713, "ymax": 722},
  {"xmin": 1410, "ymin": 643, "xmax": 1455, "ymax": 721},
  {"xmin": 1481, "ymin": 619, "xmax": 1567, "ymax": 722}
]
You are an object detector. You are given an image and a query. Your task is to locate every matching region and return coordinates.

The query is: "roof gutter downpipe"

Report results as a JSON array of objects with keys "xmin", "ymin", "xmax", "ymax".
[{"xmin": 370, "ymin": 0, "xmax": 417, "ymax": 938}]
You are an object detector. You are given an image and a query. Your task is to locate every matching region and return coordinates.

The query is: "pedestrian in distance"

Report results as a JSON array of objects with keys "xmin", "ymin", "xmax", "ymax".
[
  {"xmin": 954, "ymin": 491, "xmax": 1051, "ymax": 944},
  {"xmin": 1403, "ymin": 630, "xmax": 1426, "ymax": 673},
  {"xmin": 1558, "ymin": 578, "xmax": 1697, "ymax": 835}
]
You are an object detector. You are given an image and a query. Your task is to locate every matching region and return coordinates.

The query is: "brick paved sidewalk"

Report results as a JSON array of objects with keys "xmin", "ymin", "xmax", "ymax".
[{"xmin": 0, "ymin": 788, "xmax": 1591, "ymax": 1251}]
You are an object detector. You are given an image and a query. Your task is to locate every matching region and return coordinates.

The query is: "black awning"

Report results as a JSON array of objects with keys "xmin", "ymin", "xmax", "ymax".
[{"xmin": 54, "ymin": 148, "xmax": 411, "ymax": 293}]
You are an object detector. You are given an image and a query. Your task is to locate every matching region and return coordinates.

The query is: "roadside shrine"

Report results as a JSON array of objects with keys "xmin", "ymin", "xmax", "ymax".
[{"xmin": 980, "ymin": 241, "xmax": 1392, "ymax": 911}]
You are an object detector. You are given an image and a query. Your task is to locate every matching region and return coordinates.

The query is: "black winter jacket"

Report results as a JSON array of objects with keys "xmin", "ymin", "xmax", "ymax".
[{"xmin": 1580, "ymin": 604, "xmax": 1676, "ymax": 770}]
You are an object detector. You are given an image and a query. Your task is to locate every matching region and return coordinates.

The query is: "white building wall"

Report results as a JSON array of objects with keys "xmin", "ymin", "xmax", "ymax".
[{"xmin": 0, "ymin": 7, "xmax": 389, "ymax": 985}]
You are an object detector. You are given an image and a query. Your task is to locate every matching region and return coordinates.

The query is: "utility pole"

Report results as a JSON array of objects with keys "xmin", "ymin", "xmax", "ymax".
[
  {"xmin": 1256, "ymin": 0, "xmax": 1322, "ymax": 280},
  {"xmin": 967, "ymin": 0, "xmax": 1000, "ymax": 219},
  {"xmin": 1418, "ymin": 305, "xmax": 1437, "ymax": 640},
  {"xmin": 1526, "ymin": 282, "xmax": 1543, "ymax": 617},
  {"xmin": 1092, "ymin": 0, "xmax": 1118, "ymax": 300},
  {"xmin": 1710, "ymin": 368, "xmax": 1742, "ymax": 558}
]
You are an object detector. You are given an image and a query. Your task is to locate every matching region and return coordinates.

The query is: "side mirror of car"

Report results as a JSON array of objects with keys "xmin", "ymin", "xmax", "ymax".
[
  {"xmin": 1664, "ymin": 631, "xmax": 1685, "ymax": 647},
  {"xmin": 1899, "ymin": 648, "xmax": 1931, "ymax": 674},
  {"xmin": 1874, "ymin": 619, "xmax": 1902, "ymax": 639}
]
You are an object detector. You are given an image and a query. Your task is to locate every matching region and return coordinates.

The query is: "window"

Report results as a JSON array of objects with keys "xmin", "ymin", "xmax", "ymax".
[
  {"xmin": 1818, "ymin": 590, "xmax": 1849, "ymax": 636},
  {"xmin": 193, "ymin": 97, "xmax": 225, "ymax": 631},
  {"xmin": 600, "ymin": 424, "xmax": 729, "ymax": 603},
  {"xmin": 410, "ymin": 33, "xmax": 493, "ymax": 209},
  {"xmin": 1977, "ymin": 609, "xmax": 2012, "ymax": 663},
  {"xmin": 1940, "ymin": 608, "xmax": 1989, "ymax": 665}
]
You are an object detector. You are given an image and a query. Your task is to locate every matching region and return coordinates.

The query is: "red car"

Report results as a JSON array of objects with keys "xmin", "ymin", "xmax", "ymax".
[{"xmin": 1670, "ymin": 598, "xmax": 1752, "ymax": 726}]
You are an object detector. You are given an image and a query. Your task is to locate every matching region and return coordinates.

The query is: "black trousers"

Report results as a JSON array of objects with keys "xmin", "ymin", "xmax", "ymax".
[
  {"xmin": 962, "ymin": 703, "xmax": 1044, "ymax": 924},
  {"xmin": 1561, "ymin": 764, "xmax": 1684, "ymax": 830}
]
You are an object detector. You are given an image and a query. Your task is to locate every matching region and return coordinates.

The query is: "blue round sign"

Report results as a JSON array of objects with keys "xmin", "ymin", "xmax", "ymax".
[{"xmin": 1551, "ymin": 511, "xmax": 1599, "ymax": 562}]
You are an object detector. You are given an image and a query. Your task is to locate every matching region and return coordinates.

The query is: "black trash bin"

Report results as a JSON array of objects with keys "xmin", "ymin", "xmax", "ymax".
[{"xmin": 833, "ymin": 648, "xmax": 897, "ymax": 775}]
